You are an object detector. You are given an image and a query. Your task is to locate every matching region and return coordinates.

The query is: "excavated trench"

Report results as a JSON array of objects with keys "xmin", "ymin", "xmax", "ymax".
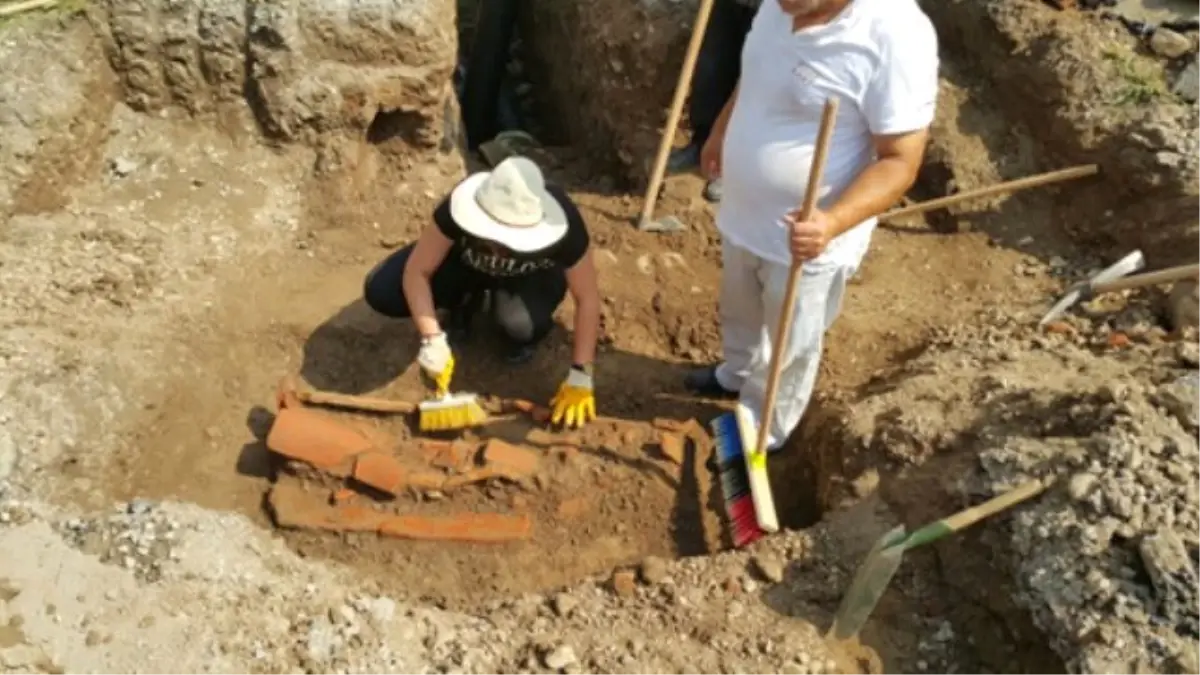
[{"xmin": 0, "ymin": 0, "xmax": 1196, "ymax": 673}]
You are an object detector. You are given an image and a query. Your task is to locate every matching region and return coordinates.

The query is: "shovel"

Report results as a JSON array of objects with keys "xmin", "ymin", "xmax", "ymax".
[
  {"xmin": 1039, "ymin": 262, "xmax": 1200, "ymax": 326},
  {"xmin": 635, "ymin": 0, "xmax": 717, "ymax": 233},
  {"xmin": 826, "ymin": 478, "xmax": 1050, "ymax": 642}
]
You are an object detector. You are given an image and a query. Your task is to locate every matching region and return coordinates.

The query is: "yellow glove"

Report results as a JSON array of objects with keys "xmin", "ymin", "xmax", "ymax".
[
  {"xmin": 550, "ymin": 364, "xmax": 596, "ymax": 429},
  {"xmin": 417, "ymin": 333, "xmax": 455, "ymax": 396}
]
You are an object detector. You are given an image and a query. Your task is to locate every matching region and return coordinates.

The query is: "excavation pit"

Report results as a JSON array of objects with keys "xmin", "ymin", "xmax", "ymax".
[{"xmin": 0, "ymin": 0, "xmax": 1196, "ymax": 672}]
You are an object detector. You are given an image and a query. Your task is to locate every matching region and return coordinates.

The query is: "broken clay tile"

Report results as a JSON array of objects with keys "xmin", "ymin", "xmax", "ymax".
[
  {"xmin": 418, "ymin": 439, "xmax": 454, "ymax": 464},
  {"xmin": 378, "ymin": 512, "xmax": 532, "ymax": 543},
  {"xmin": 330, "ymin": 488, "xmax": 356, "ymax": 505},
  {"xmin": 509, "ymin": 399, "xmax": 537, "ymax": 413},
  {"xmin": 353, "ymin": 452, "xmax": 407, "ymax": 495},
  {"xmin": 275, "ymin": 375, "xmax": 301, "ymax": 411},
  {"xmin": 430, "ymin": 441, "xmax": 477, "ymax": 472},
  {"xmin": 407, "ymin": 470, "xmax": 448, "ymax": 491},
  {"xmin": 652, "ymin": 417, "xmax": 688, "ymax": 432},
  {"xmin": 659, "ymin": 432, "xmax": 686, "ymax": 465},
  {"xmin": 556, "ymin": 497, "xmax": 588, "ymax": 520},
  {"xmin": 551, "ymin": 445, "xmax": 579, "ymax": 464},
  {"xmin": 268, "ymin": 481, "xmax": 387, "ymax": 532},
  {"xmin": 482, "ymin": 439, "xmax": 540, "ymax": 479},
  {"xmin": 442, "ymin": 468, "xmax": 504, "ymax": 490},
  {"xmin": 1042, "ymin": 321, "xmax": 1075, "ymax": 335},
  {"xmin": 526, "ymin": 428, "xmax": 557, "ymax": 446},
  {"xmin": 1107, "ymin": 332, "xmax": 1132, "ymax": 349},
  {"xmin": 265, "ymin": 407, "xmax": 373, "ymax": 476}
]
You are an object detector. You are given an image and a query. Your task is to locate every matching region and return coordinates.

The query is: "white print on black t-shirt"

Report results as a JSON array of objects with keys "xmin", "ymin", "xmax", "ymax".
[{"xmin": 461, "ymin": 246, "xmax": 556, "ymax": 278}]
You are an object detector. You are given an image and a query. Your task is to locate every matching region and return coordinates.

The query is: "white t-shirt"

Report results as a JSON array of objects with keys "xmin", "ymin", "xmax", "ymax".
[{"xmin": 717, "ymin": 0, "xmax": 939, "ymax": 269}]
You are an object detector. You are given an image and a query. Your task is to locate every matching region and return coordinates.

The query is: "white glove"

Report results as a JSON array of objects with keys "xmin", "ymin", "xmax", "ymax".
[{"xmin": 417, "ymin": 333, "xmax": 453, "ymax": 388}]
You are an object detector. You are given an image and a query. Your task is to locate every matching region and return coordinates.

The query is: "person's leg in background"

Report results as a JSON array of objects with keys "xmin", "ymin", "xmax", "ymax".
[
  {"xmin": 362, "ymin": 244, "xmax": 480, "ymax": 346},
  {"xmin": 667, "ymin": 0, "xmax": 753, "ymax": 175},
  {"xmin": 490, "ymin": 270, "xmax": 569, "ymax": 365},
  {"xmin": 685, "ymin": 241, "xmax": 766, "ymax": 398},
  {"xmin": 736, "ymin": 261, "xmax": 852, "ymax": 452},
  {"xmin": 668, "ymin": 0, "xmax": 759, "ymax": 204}
]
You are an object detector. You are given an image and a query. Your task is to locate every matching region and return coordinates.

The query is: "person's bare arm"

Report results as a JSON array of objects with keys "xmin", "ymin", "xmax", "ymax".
[
  {"xmin": 711, "ymin": 83, "xmax": 741, "ymax": 140},
  {"xmin": 564, "ymin": 249, "xmax": 601, "ymax": 366},
  {"xmin": 401, "ymin": 226, "xmax": 454, "ymax": 339},
  {"xmin": 824, "ymin": 129, "xmax": 928, "ymax": 236}
]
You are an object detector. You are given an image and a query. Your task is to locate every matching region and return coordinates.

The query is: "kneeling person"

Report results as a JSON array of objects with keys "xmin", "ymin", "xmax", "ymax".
[{"xmin": 363, "ymin": 157, "xmax": 600, "ymax": 428}]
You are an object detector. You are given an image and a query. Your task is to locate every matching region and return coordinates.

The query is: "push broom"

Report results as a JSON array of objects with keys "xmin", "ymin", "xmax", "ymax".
[{"xmin": 711, "ymin": 97, "xmax": 841, "ymax": 547}]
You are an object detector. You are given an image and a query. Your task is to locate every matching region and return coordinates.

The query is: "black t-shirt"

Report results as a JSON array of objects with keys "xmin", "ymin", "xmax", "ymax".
[{"xmin": 434, "ymin": 183, "xmax": 590, "ymax": 281}]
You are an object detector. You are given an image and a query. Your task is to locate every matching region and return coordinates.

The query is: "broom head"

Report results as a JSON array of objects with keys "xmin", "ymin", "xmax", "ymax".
[{"xmin": 417, "ymin": 392, "xmax": 488, "ymax": 432}]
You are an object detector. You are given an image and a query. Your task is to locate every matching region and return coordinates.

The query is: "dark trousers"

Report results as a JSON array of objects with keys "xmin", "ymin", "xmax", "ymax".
[
  {"xmin": 363, "ymin": 244, "xmax": 567, "ymax": 345},
  {"xmin": 689, "ymin": 0, "xmax": 757, "ymax": 145}
]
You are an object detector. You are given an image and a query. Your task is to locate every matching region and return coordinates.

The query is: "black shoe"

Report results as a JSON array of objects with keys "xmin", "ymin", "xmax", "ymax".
[
  {"xmin": 684, "ymin": 366, "xmax": 738, "ymax": 399},
  {"xmin": 667, "ymin": 143, "xmax": 702, "ymax": 174}
]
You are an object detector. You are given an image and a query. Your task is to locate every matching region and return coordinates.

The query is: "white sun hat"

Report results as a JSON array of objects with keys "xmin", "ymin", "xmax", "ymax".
[{"xmin": 448, "ymin": 156, "xmax": 569, "ymax": 253}]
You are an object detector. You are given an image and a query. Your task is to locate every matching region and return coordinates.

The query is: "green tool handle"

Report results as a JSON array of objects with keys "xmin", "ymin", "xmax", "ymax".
[{"xmin": 900, "ymin": 479, "xmax": 1049, "ymax": 550}]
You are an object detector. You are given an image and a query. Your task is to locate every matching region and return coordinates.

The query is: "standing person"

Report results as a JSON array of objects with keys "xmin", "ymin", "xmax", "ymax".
[
  {"xmin": 684, "ymin": 0, "xmax": 939, "ymax": 452},
  {"xmin": 363, "ymin": 156, "xmax": 601, "ymax": 429},
  {"xmin": 667, "ymin": 0, "xmax": 762, "ymax": 203}
]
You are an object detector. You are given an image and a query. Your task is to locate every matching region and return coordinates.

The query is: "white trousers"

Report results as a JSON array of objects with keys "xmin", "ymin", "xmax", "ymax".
[{"xmin": 713, "ymin": 242, "xmax": 853, "ymax": 451}]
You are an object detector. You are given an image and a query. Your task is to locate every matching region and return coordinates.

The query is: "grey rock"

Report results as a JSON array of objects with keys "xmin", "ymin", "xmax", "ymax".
[
  {"xmin": 750, "ymin": 554, "xmax": 785, "ymax": 584},
  {"xmin": 543, "ymin": 645, "xmax": 578, "ymax": 671},
  {"xmin": 1149, "ymin": 28, "xmax": 1193, "ymax": 59},
  {"xmin": 1167, "ymin": 280, "xmax": 1199, "ymax": 331},
  {"xmin": 551, "ymin": 592, "xmax": 577, "ymax": 617},
  {"xmin": 1156, "ymin": 377, "xmax": 1199, "ymax": 430},
  {"xmin": 639, "ymin": 556, "xmax": 669, "ymax": 585},
  {"xmin": 1175, "ymin": 341, "xmax": 1200, "ymax": 368},
  {"xmin": 1068, "ymin": 472, "xmax": 1098, "ymax": 503},
  {"xmin": 1173, "ymin": 57, "xmax": 1200, "ymax": 102}
]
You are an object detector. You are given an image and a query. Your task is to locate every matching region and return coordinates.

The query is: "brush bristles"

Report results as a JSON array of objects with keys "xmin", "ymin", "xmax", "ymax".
[
  {"xmin": 712, "ymin": 411, "xmax": 766, "ymax": 548},
  {"xmin": 418, "ymin": 395, "xmax": 488, "ymax": 432}
]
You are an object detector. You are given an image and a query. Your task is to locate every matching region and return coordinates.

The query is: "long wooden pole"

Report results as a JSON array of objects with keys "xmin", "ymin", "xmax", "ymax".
[{"xmin": 636, "ymin": 0, "xmax": 717, "ymax": 230}]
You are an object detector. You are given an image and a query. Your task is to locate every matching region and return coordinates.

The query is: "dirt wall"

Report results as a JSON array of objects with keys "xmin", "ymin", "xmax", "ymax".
[
  {"xmin": 919, "ymin": 0, "xmax": 1199, "ymax": 264},
  {"xmin": 0, "ymin": 18, "xmax": 118, "ymax": 218},
  {"xmin": 89, "ymin": 0, "xmax": 467, "ymax": 222},
  {"xmin": 519, "ymin": 0, "xmax": 694, "ymax": 188}
]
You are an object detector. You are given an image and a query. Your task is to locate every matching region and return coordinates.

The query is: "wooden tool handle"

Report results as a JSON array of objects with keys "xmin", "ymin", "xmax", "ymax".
[
  {"xmin": 636, "ymin": 0, "xmax": 718, "ymax": 227},
  {"xmin": 0, "ymin": 0, "xmax": 57, "ymax": 17},
  {"xmin": 881, "ymin": 164, "xmax": 1099, "ymax": 221},
  {"xmin": 940, "ymin": 479, "xmax": 1049, "ymax": 533},
  {"xmin": 1093, "ymin": 263, "xmax": 1200, "ymax": 295},
  {"xmin": 296, "ymin": 388, "xmax": 417, "ymax": 414},
  {"xmin": 754, "ymin": 98, "xmax": 840, "ymax": 455}
]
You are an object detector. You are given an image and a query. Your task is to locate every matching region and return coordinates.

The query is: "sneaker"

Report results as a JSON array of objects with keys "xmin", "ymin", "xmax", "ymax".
[
  {"xmin": 667, "ymin": 142, "xmax": 702, "ymax": 174},
  {"xmin": 684, "ymin": 365, "xmax": 738, "ymax": 399},
  {"xmin": 703, "ymin": 178, "xmax": 723, "ymax": 203}
]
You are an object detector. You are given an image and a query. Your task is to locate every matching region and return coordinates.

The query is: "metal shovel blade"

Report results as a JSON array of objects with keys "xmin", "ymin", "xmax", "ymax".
[
  {"xmin": 1039, "ymin": 249, "xmax": 1145, "ymax": 326},
  {"xmin": 827, "ymin": 525, "xmax": 908, "ymax": 642}
]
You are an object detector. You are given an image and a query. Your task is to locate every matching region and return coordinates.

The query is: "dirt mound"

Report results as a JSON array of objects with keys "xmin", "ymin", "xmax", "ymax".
[
  {"xmin": 922, "ymin": 0, "xmax": 1199, "ymax": 263},
  {"xmin": 0, "ymin": 18, "xmax": 116, "ymax": 218},
  {"xmin": 811, "ymin": 304, "xmax": 1200, "ymax": 673}
]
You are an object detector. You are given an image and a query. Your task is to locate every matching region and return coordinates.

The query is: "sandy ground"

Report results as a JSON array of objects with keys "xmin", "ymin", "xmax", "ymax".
[{"xmin": 0, "ymin": 0, "xmax": 1197, "ymax": 673}]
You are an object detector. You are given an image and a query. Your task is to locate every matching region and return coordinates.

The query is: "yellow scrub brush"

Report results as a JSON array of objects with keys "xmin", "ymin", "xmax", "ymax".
[{"xmin": 417, "ymin": 355, "xmax": 488, "ymax": 432}]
